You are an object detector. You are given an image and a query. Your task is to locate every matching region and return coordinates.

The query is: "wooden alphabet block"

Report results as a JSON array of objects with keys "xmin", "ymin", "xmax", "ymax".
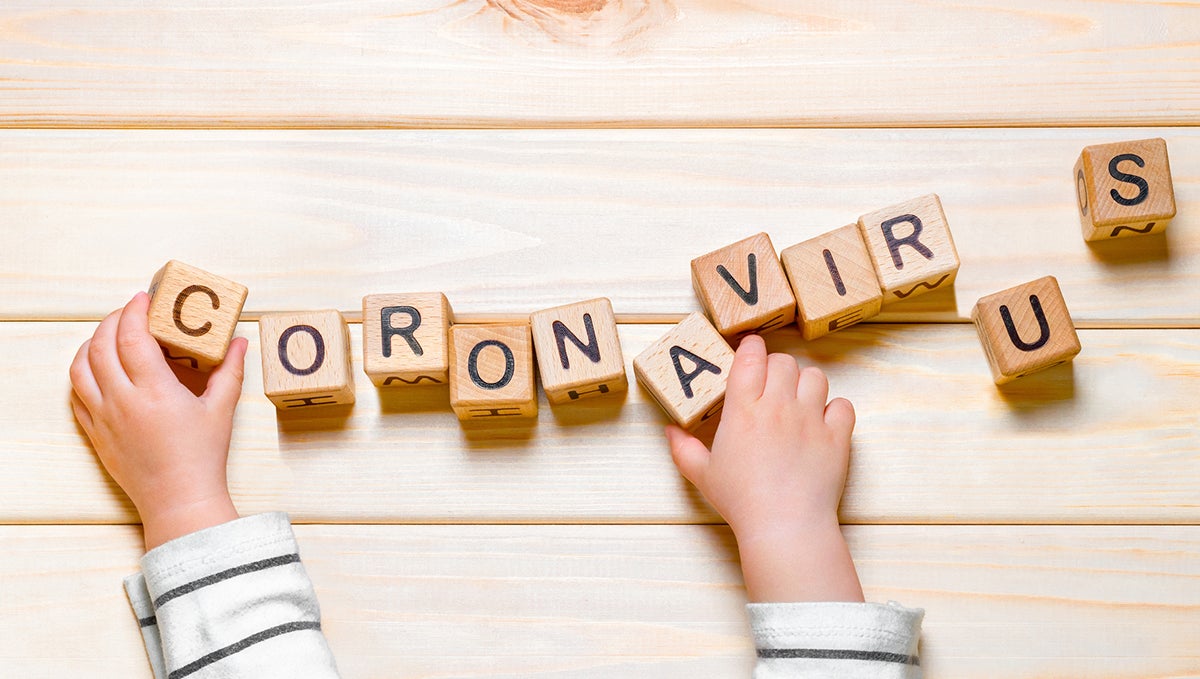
[
  {"xmin": 531, "ymin": 298, "xmax": 627, "ymax": 405},
  {"xmin": 147, "ymin": 260, "xmax": 248, "ymax": 371},
  {"xmin": 780, "ymin": 224, "xmax": 883, "ymax": 340},
  {"xmin": 362, "ymin": 293, "xmax": 453, "ymax": 388},
  {"xmin": 259, "ymin": 310, "xmax": 356, "ymax": 409},
  {"xmin": 857, "ymin": 194, "xmax": 960, "ymax": 304},
  {"xmin": 1075, "ymin": 138, "xmax": 1175, "ymax": 241},
  {"xmin": 449, "ymin": 324, "xmax": 537, "ymax": 420},
  {"xmin": 690, "ymin": 233, "xmax": 796, "ymax": 339},
  {"xmin": 633, "ymin": 312, "xmax": 735, "ymax": 430},
  {"xmin": 972, "ymin": 276, "xmax": 1081, "ymax": 385}
]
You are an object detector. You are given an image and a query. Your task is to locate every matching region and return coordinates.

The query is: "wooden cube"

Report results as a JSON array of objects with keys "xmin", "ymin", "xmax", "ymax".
[
  {"xmin": 362, "ymin": 293, "xmax": 453, "ymax": 387},
  {"xmin": 1075, "ymin": 138, "xmax": 1175, "ymax": 241},
  {"xmin": 259, "ymin": 310, "xmax": 356, "ymax": 409},
  {"xmin": 147, "ymin": 260, "xmax": 248, "ymax": 371},
  {"xmin": 780, "ymin": 224, "xmax": 883, "ymax": 340},
  {"xmin": 972, "ymin": 276, "xmax": 1081, "ymax": 385},
  {"xmin": 858, "ymin": 194, "xmax": 960, "ymax": 304},
  {"xmin": 449, "ymin": 324, "xmax": 537, "ymax": 420},
  {"xmin": 690, "ymin": 232, "xmax": 796, "ymax": 339},
  {"xmin": 531, "ymin": 298, "xmax": 627, "ymax": 405},
  {"xmin": 633, "ymin": 312, "xmax": 735, "ymax": 430}
]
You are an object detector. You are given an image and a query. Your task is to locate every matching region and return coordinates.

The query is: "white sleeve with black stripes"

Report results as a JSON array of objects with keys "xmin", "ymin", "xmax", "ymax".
[
  {"xmin": 748, "ymin": 601, "xmax": 923, "ymax": 678},
  {"xmin": 123, "ymin": 512, "xmax": 340, "ymax": 679}
]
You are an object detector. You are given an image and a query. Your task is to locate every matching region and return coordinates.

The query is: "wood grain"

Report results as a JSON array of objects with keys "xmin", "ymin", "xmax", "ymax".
[
  {"xmin": 0, "ymin": 2, "xmax": 1197, "ymax": 128},
  {"xmin": 5, "ymin": 321, "xmax": 1199, "ymax": 525}
]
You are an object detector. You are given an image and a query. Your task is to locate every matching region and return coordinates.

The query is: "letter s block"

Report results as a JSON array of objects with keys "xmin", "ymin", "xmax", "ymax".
[
  {"xmin": 147, "ymin": 260, "xmax": 248, "ymax": 371},
  {"xmin": 531, "ymin": 298, "xmax": 627, "ymax": 405},
  {"xmin": 972, "ymin": 276, "xmax": 1081, "ymax": 385},
  {"xmin": 259, "ymin": 310, "xmax": 356, "ymax": 409},
  {"xmin": 690, "ymin": 233, "xmax": 796, "ymax": 340},
  {"xmin": 633, "ymin": 312, "xmax": 735, "ymax": 430},
  {"xmin": 1075, "ymin": 137, "xmax": 1175, "ymax": 241},
  {"xmin": 857, "ymin": 194, "xmax": 959, "ymax": 304},
  {"xmin": 362, "ymin": 293, "xmax": 453, "ymax": 387},
  {"xmin": 449, "ymin": 324, "xmax": 537, "ymax": 420}
]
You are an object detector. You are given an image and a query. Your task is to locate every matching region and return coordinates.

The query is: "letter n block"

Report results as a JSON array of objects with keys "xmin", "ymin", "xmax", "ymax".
[
  {"xmin": 972, "ymin": 276, "xmax": 1081, "ymax": 385},
  {"xmin": 1075, "ymin": 138, "xmax": 1175, "ymax": 241},
  {"xmin": 857, "ymin": 194, "xmax": 960, "ymax": 304},
  {"xmin": 633, "ymin": 312, "xmax": 735, "ymax": 430},
  {"xmin": 147, "ymin": 260, "xmax": 248, "ymax": 371},
  {"xmin": 362, "ymin": 293, "xmax": 453, "ymax": 387},
  {"xmin": 259, "ymin": 310, "xmax": 356, "ymax": 409},
  {"xmin": 449, "ymin": 324, "xmax": 537, "ymax": 420},
  {"xmin": 531, "ymin": 298, "xmax": 627, "ymax": 405},
  {"xmin": 690, "ymin": 233, "xmax": 796, "ymax": 340},
  {"xmin": 780, "ymin": 225, "xmax": 883, "ymax": 340}
]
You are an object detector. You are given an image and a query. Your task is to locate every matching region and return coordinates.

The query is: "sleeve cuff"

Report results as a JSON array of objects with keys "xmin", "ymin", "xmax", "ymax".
[{"xmin": 747, "ymin": 601, "xmax": 923, "ymax": 662}]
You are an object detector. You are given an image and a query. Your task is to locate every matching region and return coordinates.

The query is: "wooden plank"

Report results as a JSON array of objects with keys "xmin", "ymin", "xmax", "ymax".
[
  {"xmin": 1, "ymin": 129, "xmax": 1198, "ymax": 324},
  {"xmin": 0, "ymin": 2, "xmax": 1197, "ymax": 128},
  {"xmin": 2, "ymin": 524, "xmax": 1197, "ymax": 678},
  {"xmin": 4, "ymin": 321, "xmax": 1199, "ymax": 525}
]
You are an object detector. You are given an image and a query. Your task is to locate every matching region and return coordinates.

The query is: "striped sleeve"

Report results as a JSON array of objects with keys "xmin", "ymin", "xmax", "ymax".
[
  {"xmin": 748, "ymin": 601, "xmax": 923, "ymax": 679},
  {"xmin": 122, "ymin": 512, "xmax": 340, "ymax": 679}
]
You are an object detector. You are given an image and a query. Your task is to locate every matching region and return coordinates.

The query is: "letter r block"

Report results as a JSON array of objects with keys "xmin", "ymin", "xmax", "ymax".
[
  {"xmin": 972, "ymin": 276, "xmax": 1081, "ymax": 385},
  {"xmin": 531, "ymin": 298, "xmax": 628, "ymax": 405},
  {"xmin": 259, "ymin": 310, "xmax": 356, "ymax": 409},
  {"xmin": 690, "ymin": 233, "xmax": 797, "ymax": 340},
  {"xmin": 1075, "ymin": 138, "xmax": 1175, "ymax": 241},
  {"xmin": 362, "ymin": 293, "xmax": 453, "ymax": 387},
  {"xmin": 857, "ymin": 194, "xmax": 960, "ymax": 305},
  {"xmin": 780, "ymin": 225, "xmax": 883, "ymax": 340},
  {"xmin": 147, "ymin": 260, "xmax": 248, "ymax": 371},
  {"xmin": 633, "ymin": 312, "xmax": 735, "ymax": 430},
  {"xmin": 449, "ymin": 324, "xmax": 537, "ymax": 420}
]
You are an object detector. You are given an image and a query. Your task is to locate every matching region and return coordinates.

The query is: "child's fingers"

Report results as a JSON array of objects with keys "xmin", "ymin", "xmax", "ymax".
[
  {"xmin": 761, "ymin": 352, "xmax": 800, "ymax": 401},
  {"xmin": 70, "ymin": 391, "xmax": 95, "ymax": 435},
  {"xmin": 726, "ymin": 334, "xmax": 768, "ymax": 404},
  {"xmin": 87, "ymin": 308, "xmax": 132, "ymax": 392},
  {"xmin": 202, "ymin": 337, "xmax": 248, "ymax": 415},
  {"xmin": 823, "ymin": 397, "xmax": 856, "ymax": 442},
  {"xmin": 665, "ymin": 424, "xmax": 711, "ymax": 488},
  {"xmin": 69, "ymin": 339, "xmax": 103, "ymax": 406},
  {"xmin": 116, "ymin": 292, "xmax": 175, "ymax": 387},
  {"xmin": 795, "ymin": 366, "xmax": 830, "ymax": 413}
]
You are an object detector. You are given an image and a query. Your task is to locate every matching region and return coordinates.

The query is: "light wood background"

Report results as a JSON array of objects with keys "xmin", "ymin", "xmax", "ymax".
[{"xmin": 1, "ymin": 2, "xmax": 1198, "ymax": 677}]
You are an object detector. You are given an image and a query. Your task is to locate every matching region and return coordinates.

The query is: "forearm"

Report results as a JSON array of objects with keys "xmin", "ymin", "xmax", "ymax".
[{"xmin": 736, "ymin": 518, "xmax": 864, "ymax": 603}]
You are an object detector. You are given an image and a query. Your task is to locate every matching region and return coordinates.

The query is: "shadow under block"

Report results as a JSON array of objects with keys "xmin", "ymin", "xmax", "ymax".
[
  {"xmin": 972, "ymin": 276, "xmax": 1081, "ymax": 385},
  {"xmin": 1075, "ymin": 137, "xmax": 1176, "ymax": 241},
  {"xmin": 531, "ymin": 298, "xmax": 627, "ymax": 405},
  {"xmin": 633, "ymin": 312, "xmax": 735, "ymax": 430},
  {"xmin": 362, "ymin": 293, "xmax": 453, "ymax": 387},
  {"xmin": 259, "ymin": 310, "xmax": 356, "ymax": 409},
  {"xmin": 781, "ymin": 225, "xmax": 884, "ymax": 340},
  {"xmin": 690, "ymin": 232, "xmax": 796, "ymax": 339},
  {"xmin": 147, "ymin": 260, "xmax": 248, "ymax": 371},
  {"xmin": 858, "ymin": 194, "xmax": 960, "ymax": 305},
  {"xmin": 449, "ymin": 324, "xmax": 537, "ymax": 420}
]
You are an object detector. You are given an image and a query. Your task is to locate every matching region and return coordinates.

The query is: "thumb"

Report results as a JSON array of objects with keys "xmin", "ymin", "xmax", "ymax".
[
  {"xmin": 203, "ymin": 337, "xmax": 248, "ymax": 415},
  {"xmin": 664, "ymin": 424, "xmax": 711, "ymax": 490}
]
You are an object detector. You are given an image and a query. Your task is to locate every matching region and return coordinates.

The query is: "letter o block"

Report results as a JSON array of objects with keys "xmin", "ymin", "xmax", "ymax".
[
  {"xmin": 449, "ymin": 324, "xmax": 537, "ymax": 420},
  {"xmin": 972, "ymin": 276, "xmax": 1081, "ymax": 385},
  {"xmin": 259, "ymin": 310, "xmax": 356, "ymax": 409},
  {"xmin": 147, "ymin": 260, "xmax": 248, "ymax": 371},
  {"xmin": 531, "ymin": 298, "xmax": 627, "ymax": 405},
  {"xmin": 633, "ymin": 312, "xmax": 735, "ymax": 430},
  {"xmin": 857, "ymin": 194, "xmax": 959, "ymax": 305},
  {"xmin": 1075, "ymin": 138, "xmax": 1175, "ymax": 241},
  {"xmin": 362, "ymin": 293, "xmax": 453, "ymax": 387}
]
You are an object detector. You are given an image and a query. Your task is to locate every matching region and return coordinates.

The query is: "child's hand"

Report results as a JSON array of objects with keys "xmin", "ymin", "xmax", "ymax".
[
  {"xmin": 69, "ymin": 292, "xmax": 246, "ymax": 550},
  {"xmin": 665, "ymin": 334, "xmax": 864, "ymax": 603}
]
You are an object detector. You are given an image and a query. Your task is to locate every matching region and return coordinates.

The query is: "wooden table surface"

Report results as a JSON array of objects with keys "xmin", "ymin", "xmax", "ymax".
[{"xmin": 2, "ymin": 3, "xmax": 1198, "ymax": 677}]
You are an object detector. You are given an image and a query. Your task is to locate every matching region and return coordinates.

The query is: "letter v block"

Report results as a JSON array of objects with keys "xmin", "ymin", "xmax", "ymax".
[
  {"xmin": 1075, "ymin": 138, "xmax": 1175, "ymax": 241},
  {"xmin": 147, "ymin": 260, "xmax": 248, "ymax": 371},
  {"xmin": 362, "ymin": 293, "xmax": 453, "ymax": 387},
  {"xmin": 857, "ymin": 194, "xmax": 960, "ymax": 304},
  {"xmin": 690, "ymin": 233, "xmax": 796, "ymax": 340},
  {"xmin": 972, "ymin": 276, "xmax": 1081, "ymax": 385},
  {"xmin": 780, "ymin": 225, "xmax": 883, "ymax": 340},
  {"xmin": 531, "ymin": 298, "xmax": 627, "ymax": 405},
  {"xmin": 259, "ymin": 310, "xmax": 356, "ymax": 409},
  {"xmin": 449, "ymin": 324, "xmax": 537, "ymax": 420},
  {"xmin": 633, "ymin": 312, "xmax": 735, "ymax": 430}
]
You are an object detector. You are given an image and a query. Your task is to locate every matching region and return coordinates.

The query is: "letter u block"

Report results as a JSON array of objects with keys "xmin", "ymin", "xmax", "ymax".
[
  {"xmin": 1075, "ymin": 138, "xmax": 1175, "ymax": 241},
  {"xmin": 259, "ymin": 310, "xmax": 356, "ymax": 409},
  {"xmin": 690, "ymin": 233, "xmax": 796, "ymax": 340},
  {"xmin": 857, "ymin": 194, "xmax": 960, "ymax": 304},
  {"xmin": 147, "ymin": 260, "xmax": 248, "ymax": 371},
  {"xmin": 633, "ymin": 312, "xmax": 735, "ymax": 430},
  {"xmin": 362, "ymin": 293, "xmax": 453, "ymax": 387},
  {"xmin": 531, "ymin": 298, "xmax": 627, "ymax": 405},
  {"xmin": 449, "ymin": 324, "xmax": 537, "ymax": 420},
  {"xmin": 972, "ymin": 276, "xmax": 1081, "ymax": 385}
]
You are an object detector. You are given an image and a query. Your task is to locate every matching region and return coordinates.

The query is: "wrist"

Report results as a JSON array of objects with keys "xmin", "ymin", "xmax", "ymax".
[
  {"xmin": 138, "ymin": 491, "xmax": 239, "ymax": 551},
  {"xmin": 735, "ymin": 517, "xmax": 864, "ymax": 603}
]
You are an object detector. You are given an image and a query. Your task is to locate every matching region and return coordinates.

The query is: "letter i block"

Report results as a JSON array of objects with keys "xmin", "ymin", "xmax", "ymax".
[
  {"xmin": 259, "ymin": 310, "xmax": 356, "ymax": 409},
  {"xmin": 147, "ymin": 260, "xmax": 248, "ymax": 371},
  {"xmin": 972, "ymin": 276, "xmax": 1081, "ymax": 385},
  {"xmin": 1075, "ymin": 138, "xmax": 1175, "ymax": 241},
  {"xmin": 690, "ymin": 233, "xmax": 797, "ymax": 340},
  {"xmin": 362, "ymin": 293, "xmax": 453, "ymax": 387},
  {"xmin": 449, "ymin": 324, "xmax": 537, "ymax": 420},
  {"xmin": 857, "ymin": 194, "xmax": 960, "ymax": 304},
  {"xmin": 531, "ymin": 298, "xmax": 628, "ymax": 405},
  {"xmin": 633, "ymin": 312, "xmax": 735, "ymax": 430},
  {"xmin": 780, "ymin": 225, "xmax": 883, "ymax": 340}
]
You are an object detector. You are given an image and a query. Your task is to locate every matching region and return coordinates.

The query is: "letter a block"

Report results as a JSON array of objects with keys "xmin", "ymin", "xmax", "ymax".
[
  {"xmin": 780, "ymin": 225, "xmax": 883, "ymax": 340},
  {"xmin": 633, "ymin": 312, "xmax": 735, "ymax": 430},
  {"xmin": 690, "ymin": 233, "xmax": 796, "ymax": 340},
  {"xmin": 531, "ymin": 298, "xmax": 627, "ymax": 405},
  {"xmin": 259, "ymin": 310, "xmax": 356, "ymax": 409},
  {"xmin": 858, "ymin": 194, "xmax": 959, "ymax": 304},
  {"xmin": 972, "ymin": 276, "xmax": 1081, "ymax": 385},
  {"xmin": 362, "ymin": 293, "xmax": 453, "ymax": 387},
  {"xmin": 449, "ymin": 324, "xmax": 537, "ymax": 420},
  {"xmin": 147, "ymin": 260, "xmax": 248, "ymax": 371},
  {"xmin": 1075, "ymin": 138, "xmax": 1175, "ymax": 241}
]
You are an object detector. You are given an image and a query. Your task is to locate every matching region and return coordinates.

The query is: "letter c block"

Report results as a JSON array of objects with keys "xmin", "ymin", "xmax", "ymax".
[{"xmin": 147, "ymin": 260, "xmax": 248, "ymax": 371}]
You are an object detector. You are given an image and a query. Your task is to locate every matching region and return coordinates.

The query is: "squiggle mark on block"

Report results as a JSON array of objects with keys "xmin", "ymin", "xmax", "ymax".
[
  {"xmin": 893, "ymin": 274, "xmax": 951, "ymax": 299},
  {"xmin": 1110, "ymin": 222, "xmax": 1156, "ymax": 237},
  {"xmin": 161, "ymin": 347, "xmax": 199, "ymax": 369}
]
